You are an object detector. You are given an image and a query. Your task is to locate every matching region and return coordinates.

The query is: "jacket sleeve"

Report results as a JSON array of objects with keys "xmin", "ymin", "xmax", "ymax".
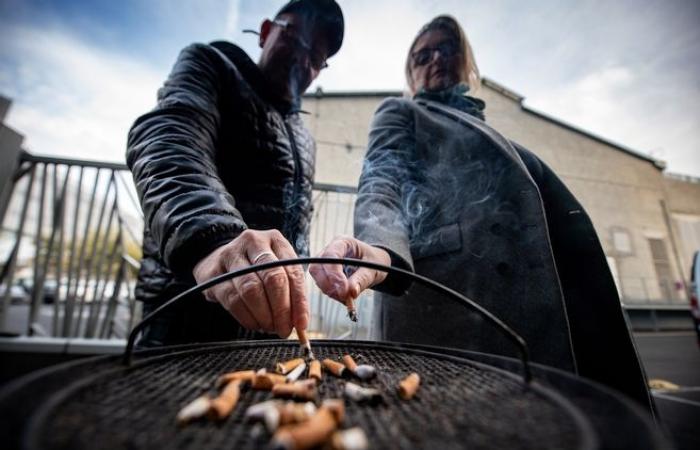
[
  {"xmin": 354, "ymin": 98, "xmax": 415, "ymax": 295},
  {"xmin": 126, "ymin": 43, "xmax": 246, "ymax": 277}
]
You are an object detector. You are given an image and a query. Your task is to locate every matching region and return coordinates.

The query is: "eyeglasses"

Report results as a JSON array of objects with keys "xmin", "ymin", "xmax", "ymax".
[
  {"xmin": 272, "ymin": 19, "xmax": 329, "ymax": 70},
  {"xmin": 411, "ymin": 41, "xmax": 459, "ymax": 66}
]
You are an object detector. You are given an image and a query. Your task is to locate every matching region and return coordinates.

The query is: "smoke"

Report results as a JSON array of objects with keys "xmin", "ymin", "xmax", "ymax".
[{"xmin": 356, "ymin": 108, "xmax": 506, "ymax": 253}]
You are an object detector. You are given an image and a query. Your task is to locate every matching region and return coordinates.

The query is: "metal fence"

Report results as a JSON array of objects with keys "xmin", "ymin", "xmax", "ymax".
[{"xmin": 0, "ymin": 152, "xmax": 370, "ymax": 341}]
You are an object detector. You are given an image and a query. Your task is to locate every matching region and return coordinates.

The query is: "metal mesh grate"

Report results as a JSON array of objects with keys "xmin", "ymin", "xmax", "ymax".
[{"xmin": 26, "ymin": 342, "xmax": 590, "ymax": 450}]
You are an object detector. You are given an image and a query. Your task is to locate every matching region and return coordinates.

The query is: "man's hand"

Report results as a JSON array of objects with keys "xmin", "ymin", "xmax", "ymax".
[
  {"xmin": 192, "ymin": 229, "xmax": 309, "ymax": 338},
  {"xmin": 309, "ymin": 236, "xmax": 391, "ymax": 302}
]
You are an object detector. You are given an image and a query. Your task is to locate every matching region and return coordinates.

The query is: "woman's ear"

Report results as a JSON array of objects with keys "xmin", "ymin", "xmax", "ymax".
[{"xmin": 259, "ymin": 19, "xmax": 273, "ymax": 48}]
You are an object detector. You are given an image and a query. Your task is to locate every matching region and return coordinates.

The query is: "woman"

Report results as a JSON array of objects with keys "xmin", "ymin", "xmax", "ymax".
[{"xmin": 310, "ymin": 15, "xmax": 652, "ymax": 409}]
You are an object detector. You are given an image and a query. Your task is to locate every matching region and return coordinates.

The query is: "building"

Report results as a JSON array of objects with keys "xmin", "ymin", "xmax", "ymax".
[{"xmin": 301, "ymin": 79, "xmax": 700, "ymax": 306}]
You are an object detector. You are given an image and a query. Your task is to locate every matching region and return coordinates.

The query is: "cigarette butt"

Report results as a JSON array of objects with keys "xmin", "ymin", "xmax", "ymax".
[
  {"xmin": 176, "ymin": 395, "xmax": 211, "ymax": 426},
  {"xmin": 277, "ymin": 358, "xmax": 305, "ymax": 375},
  {"xmin": 272, "ymin": 380, "xmax": 318, "ymax": 401},
  {"xmin": 330, "ymin": 427, "xmax": 369, "ymax": 450},
  {"xmin": 208, "ymin": 379, "xmax": 241, "ymax": 420},
  {"xmin": 322, "ymin": 359, "xmax": 346, "ymax": 377},
  {"xmin": 342, "ymin": 354, "xmax": 358, "ymax": 372},
  {"xmin": 297, "ymin": 328, "xmax": 315, "ymax": 360},
  {"xmin": 345, "ymin": 298, "xmax": 357, "ymax": 322},
  {"xmin": 278, "ymin": 401, "xmax": 317, "ymax": 426},
  {"xmin": 216, "ymin": 370, "xmax": 256, "ymax": 388},
  {"xmin": 321, "ymin": 399, "xmax": 345, "ymax": 424},
  {"xmin": 308, "ymin": 359, "xmax": 322, "ymax": 382},
  {"xmin": 398, "ymin": 372, "xmax": 421, "ymax": 400},
  {"xmin": 252, "ymin": 370, "xmax": 288, "ymax": 390},
  {"xmin": 354, "ymin": 365, "xmax": 377, "ymax": 381},
  {"xmin": 286, "ymin": 361, "xmax": 307, "ymax": 382},
  {"xmin": 344, "ymin": 382, "xmax": 383, "ymax": 404},
  {"xmin": 272, "ymin": 407, "xmax": 339, "ymax": 450}
]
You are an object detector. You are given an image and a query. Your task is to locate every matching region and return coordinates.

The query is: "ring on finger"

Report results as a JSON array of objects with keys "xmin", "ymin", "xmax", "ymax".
[{"xmin": 251, "ymin": 251, "xmax": 275, "ymax": 265}]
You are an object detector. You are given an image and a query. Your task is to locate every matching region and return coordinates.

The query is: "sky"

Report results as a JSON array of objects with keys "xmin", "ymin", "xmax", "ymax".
[{"xmin": 0, "ymin": 0, "xmax": 699, "ymax": 176}]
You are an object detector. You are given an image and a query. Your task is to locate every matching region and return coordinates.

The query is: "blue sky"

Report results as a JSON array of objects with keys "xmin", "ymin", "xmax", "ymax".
[{"xmin": 1, "ymin": 0, "xmax": 699, "ymax": 176}]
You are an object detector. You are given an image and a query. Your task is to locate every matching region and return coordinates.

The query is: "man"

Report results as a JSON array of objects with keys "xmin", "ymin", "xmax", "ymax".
[{"xmin": 126, "ymin": 0, "xmax": 344, "ymax": 346}]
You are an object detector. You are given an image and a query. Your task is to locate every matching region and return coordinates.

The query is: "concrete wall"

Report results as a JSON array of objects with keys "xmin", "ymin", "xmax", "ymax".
[{"xmin": 301, "ymin": 82, "xmax": 700, "ymax": 304}]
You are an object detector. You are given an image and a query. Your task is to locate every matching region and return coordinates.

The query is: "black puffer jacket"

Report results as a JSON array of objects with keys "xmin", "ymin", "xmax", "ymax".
[{"xmin": 126, "ymin": 41, "xmax": 315, "ymax": 344}]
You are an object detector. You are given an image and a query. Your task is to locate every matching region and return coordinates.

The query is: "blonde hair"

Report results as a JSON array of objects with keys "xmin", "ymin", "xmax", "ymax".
[{"xmin": 405, "ymin": 15, "xmax": 480, "ymax": 95}]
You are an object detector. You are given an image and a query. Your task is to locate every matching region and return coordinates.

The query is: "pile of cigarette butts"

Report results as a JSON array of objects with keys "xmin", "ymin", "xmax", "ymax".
[{"xmin": 176, "ymin": 335, "xmax": 421, "ymax": 450}]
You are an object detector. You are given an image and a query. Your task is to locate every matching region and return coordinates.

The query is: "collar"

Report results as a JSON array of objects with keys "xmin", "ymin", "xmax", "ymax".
[{"xmin": 414, "ymin": 83, "xmax": 486, "ymax": 120}]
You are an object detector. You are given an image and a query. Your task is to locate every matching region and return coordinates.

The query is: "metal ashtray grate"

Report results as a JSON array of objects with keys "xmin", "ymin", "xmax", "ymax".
[{"xmin": 22, "ymin": 341, "xmax": 593, "ymax": 450}]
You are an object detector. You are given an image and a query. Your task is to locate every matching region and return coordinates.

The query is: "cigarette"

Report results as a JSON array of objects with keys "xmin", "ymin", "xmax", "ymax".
[
  {"xmin": 276, "ymin": 358, "xmax": 305, "ymax": 375},
  {"xmin": 271, "ymin": 407, "xmax": 339, "ymax": 450},
  {"xmin": 252, "ymin": 369, "xmax": 288, "ymax": 390},
  {"xmin": 176, "ymin": 395, "xmax": 211, "ymax": 426},
  {"xmin": 216, "ymin": 369, "xmax": 256, "ymax": 388},
  {"xmin": 278, "ymin": 401, "xmax": 317, "ymax": 426},
  {"xmin": 344, "ymin": 382, "xmax": 383, "ymax": 404},
  {"xmin": 330, "ymin": 427, "xmax": 369, "ymax": 450},
  {"xmin": 342, "ymin": 354, "xmax": 358, "ymax": 372},
  {"xmin": 208, "ymin": 379, "xmax": 241, "ymax": 420},
  {"xmin": 285, "ymin": 361, "xmax": 307, "ymax": 382},
  {"xmin": 345, "ymin": 298, "xmax": 358, "ymax": 322},
  {"xmin": 321, "ymin": 399, "xmax": 345, "ymax": 424},
  {"xmin": 354, "ymin": 365, "xmax": 376, "ymax": 381},
  {"xmin": 245, "ymin": 400, "xmax": 283, "ymax": 432},
  {"xmin": 272, "ymin": 379, "xmax": 318, "ymax": 402},
  {"xmin": 296, "ymin": 328, "xmax": 315, "ymax": 360},
  {"xmin": 322, "ymin": 359, "xmax": 346, "ymax": 378},
  {"xmin": 398, "ymin": 372, "xmax": 421, "ymax": 400},
  {"xmin": 342, "ymin": 354, "xmax": 376, "ymax": 381},
  {"xmin": 308, "ymin": 359, "xmax": 322, "ymax": 382}
]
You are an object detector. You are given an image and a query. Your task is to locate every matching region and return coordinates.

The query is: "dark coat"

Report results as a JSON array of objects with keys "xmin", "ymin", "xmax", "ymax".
[
  {"xmin": 355, "ymin": 96, "xmax": 652, "ymax": 410},
  {"xmin": 126, "ymin": 42, "xmax": 315, "ymax": 345}
]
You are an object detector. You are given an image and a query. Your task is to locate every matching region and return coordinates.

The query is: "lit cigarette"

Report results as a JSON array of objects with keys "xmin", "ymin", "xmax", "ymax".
[
  {"xmin": 272, "ymin": 379, "xmax": 318, "ymax": 401},
  {"xmin": 285, "ymin": 361, "xmax": 307, "ymax": 382},
  {"xmin": 176, "ymin": 395, "xmax": 211, "ymax": 426},
  {"xmin": 208, "ymin": 379, "xmax": 241, "ymax": 420},
  {"xmin": 297, "ymin": 328, "xmax": 315, "ymax": 360},
  {"xmin": 252, "ymin": 369, "xmax": 288, "ymax": 390},
  {"xmin": 322, "ymin": 359, "xmax": 346, "ymax": 378},
  {"xmin": 345, "ymin": 298, "xmax": 358, "ymax": 322},
  {"xmin": 330, "ymin": 427, "xmax": 369, "ymax": 450},
  {"xmin": 271, "ymin": 406, "xmax": 339, "ymax": 450},
  {"xmin": 308, "ymin": 359, "xmax": 322, "ymax": 382},
  {"xmin": 344, "ymin": 382, "xmax": 382, "ymax": 404},
  {"xmin": 398, "ymin": 372, "xmax": 421, "ymax": 400},
  {"xmin": 216, "ymin": 369, "xmax": 256, "ymax": 388},
  {"xmin": 276, "ymin": 358, "xmax": 305, "ymax": 375}
]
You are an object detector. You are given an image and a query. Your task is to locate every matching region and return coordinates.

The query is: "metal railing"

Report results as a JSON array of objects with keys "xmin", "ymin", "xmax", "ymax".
[
  {"xmin": 0, "ymin": 152, "xmax": 369, "ymax": 341},
  {"xmin": 0, "ymin": 153, "xmax": 142, "ymax": 339}
]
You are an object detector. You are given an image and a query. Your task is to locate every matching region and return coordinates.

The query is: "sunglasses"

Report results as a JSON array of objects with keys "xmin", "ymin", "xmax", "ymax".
[
  {"xmin": 411, "ymin": 41, "xmax": 459, "ymax": 66},
  {"xmin": 272, "ymin": 19, "xmax": 329, "ymax": 70}
]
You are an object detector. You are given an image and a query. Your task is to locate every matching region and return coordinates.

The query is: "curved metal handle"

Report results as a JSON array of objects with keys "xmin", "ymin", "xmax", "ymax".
[{"xmin": 123, "ymin": 257, "xmax": 532, "ymax": 383}]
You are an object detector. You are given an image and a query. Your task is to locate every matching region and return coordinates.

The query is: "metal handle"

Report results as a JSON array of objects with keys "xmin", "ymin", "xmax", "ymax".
[{"xmin": 122, "ymin": 257, "xmax": 532, "ymax": 383}]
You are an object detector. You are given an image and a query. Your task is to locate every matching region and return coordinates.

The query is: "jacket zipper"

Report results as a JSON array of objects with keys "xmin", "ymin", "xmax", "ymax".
[{"xmin": 283, "ymin": 117, "xmax": 303, "ymax": 240}]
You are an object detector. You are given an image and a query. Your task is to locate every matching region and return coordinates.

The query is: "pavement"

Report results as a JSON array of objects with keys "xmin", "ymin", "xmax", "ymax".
[{"xmin": 634, "ymin": 332, "xmax": 700, "ymax": 450}]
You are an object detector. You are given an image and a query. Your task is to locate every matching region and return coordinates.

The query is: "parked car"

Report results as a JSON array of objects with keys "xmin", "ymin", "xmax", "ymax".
[{"xmin": 690, "ymin": 251, "xmax": 700, "ymax": 346}]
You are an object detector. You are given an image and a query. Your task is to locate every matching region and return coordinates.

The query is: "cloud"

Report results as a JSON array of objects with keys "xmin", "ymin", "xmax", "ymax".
[{"xmin": 0, "ymin": 24, "xmax": 164, "ymax": 164}]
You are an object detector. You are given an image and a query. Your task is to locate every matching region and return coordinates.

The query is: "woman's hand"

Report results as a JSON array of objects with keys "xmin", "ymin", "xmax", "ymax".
[{"xmin": 309, "ymin": 236, "xmax": 391, "ymax": 302}]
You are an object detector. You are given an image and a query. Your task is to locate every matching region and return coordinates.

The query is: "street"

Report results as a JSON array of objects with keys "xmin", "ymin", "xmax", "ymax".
[{"xmin": 634, "ymin": 332, "xmax": 700, "ymax": 450}]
